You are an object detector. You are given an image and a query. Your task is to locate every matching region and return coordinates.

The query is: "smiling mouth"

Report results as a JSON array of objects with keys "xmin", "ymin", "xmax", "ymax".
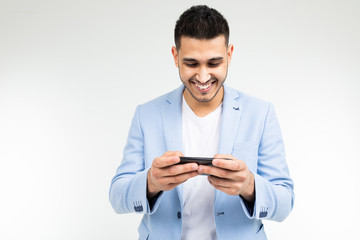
[{"xmin": 193, "ymin": 80, "xmax": 216, "ymax": 92}]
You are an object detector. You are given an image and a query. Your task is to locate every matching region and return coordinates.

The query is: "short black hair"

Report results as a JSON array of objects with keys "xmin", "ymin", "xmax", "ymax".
[{"xmin": 174, "ymin": 5, "xmax": 230, "ymax": 49}]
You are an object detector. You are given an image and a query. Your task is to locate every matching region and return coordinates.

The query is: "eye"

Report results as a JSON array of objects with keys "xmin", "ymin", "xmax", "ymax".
[
  {"xmin": 185, "ymin": 63, "xmax": 198, "ymax": 67},
  {"xmin": 208, "ymin": 62, "xmax": 220, "ymax": 67}
]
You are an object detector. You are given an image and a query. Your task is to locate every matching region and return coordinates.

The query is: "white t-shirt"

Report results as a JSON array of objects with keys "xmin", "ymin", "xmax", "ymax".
[{"xmin": 181, "ymin": 96, "xmax": 222, "ymax": 240}]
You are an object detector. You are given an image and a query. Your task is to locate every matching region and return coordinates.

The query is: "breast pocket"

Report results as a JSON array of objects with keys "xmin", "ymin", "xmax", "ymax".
[{"xmin": 232, "ymin": 141, "xmax": 259, "ymax": 172}]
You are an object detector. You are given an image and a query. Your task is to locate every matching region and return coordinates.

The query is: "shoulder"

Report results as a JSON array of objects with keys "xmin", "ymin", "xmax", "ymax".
[
  {"xmin": 224, "ymin": 84, "xmax": 271, "ymax": 114},
  {"xmin": 136, "ymin": 85, "xmax": 183, "ymax": 114}
]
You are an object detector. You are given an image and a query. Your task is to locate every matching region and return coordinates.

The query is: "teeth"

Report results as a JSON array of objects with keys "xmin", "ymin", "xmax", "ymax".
[{"xmin": 196, "ymin": 82, "xmax": 211, "ymax": 90}]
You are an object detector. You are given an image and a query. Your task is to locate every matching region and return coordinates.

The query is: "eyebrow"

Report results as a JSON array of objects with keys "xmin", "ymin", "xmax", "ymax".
[
  {"xmin": 208, "ymin": 57, "xmax": 224, "ymax": 61},
  {"xmin": 182, "ymin": 57, "xmax": 224, "ymax": 62},
  {"xmin": 182, "ymin": 58, "xmax": 197, "ymax": 62}
]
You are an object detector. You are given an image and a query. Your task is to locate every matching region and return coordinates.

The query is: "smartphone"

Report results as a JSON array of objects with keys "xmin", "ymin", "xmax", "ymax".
[
  {"xmin": 178, "ymin": 157, "xmax": 231, "ymax": 166},
  {"xmin": 178, "ymin": 156, "xmax": 214, "ymax": 165}
]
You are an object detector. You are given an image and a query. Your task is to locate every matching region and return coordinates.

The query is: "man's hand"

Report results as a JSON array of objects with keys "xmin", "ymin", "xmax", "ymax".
[
  {"xmin": 147, "ymin": 151, "xmax": 200, "ymax": 199},
  {"xmin": 198, "ymin": 154, "xmax": 255, "ymax": 203}
]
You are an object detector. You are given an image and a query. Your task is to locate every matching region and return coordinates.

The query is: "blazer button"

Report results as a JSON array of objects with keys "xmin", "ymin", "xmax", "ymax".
[{"xmin": 177, "ymin": 211, "xmax": 181, "ymax": 219}]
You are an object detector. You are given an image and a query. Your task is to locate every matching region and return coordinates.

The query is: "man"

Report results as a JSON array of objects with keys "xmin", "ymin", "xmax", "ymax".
[{"xmin": 109, "ymin": 5, "xmax": 294, "ymax": 240}]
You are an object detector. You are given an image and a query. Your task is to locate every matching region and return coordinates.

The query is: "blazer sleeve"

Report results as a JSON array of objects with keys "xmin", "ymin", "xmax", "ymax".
[
  {"xmin": 241, "ymin": 103, "xmax": 295, "ymax": 222},
  {"xmin": 109, "ymin": 105, "xmax": 163, "ymax": 215}
]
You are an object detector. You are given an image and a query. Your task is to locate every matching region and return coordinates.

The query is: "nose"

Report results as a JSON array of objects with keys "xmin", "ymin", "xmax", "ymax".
[{"xmin": 195, "ymin": 66, "xmax": 211, "ymax": 83}]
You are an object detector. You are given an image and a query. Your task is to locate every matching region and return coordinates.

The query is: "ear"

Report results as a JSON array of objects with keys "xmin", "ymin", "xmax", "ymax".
[
  {"xmin": 171, "ymin": 46, "xmax": 179, "ymax": 68},
  {"xmin": 227, "ymin": 44, "xmax": 234, "ymax": 65}
]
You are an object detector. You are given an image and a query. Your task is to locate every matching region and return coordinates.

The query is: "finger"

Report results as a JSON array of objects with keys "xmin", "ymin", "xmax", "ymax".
[
  {"xmin": 153, "ymin": 156, "xmax": 180, "ymax": 168},
  {"xmin": 208, "ymin": 175, "xmax": 232, "ymax": 188},
  {"xmin": 158, "ymin": 171, "xmax": 200, "ymax": 188},
  {"xmin": 162, "ymin": 171, "xmax": 199, "ymax": 191},
  {"xmin": 198, "ymin": 165, "xmax": 234, "ymax": 179},
  {"xmin": 212, "ymin": 158, "xmax": 246, "ymax": 171},
  {"xmin": 212, "ymin": 154, "xmax": 237, "ymax": 171},
  {"xmin": 165, "ymin": 171, "xmax": 200, "ymax": 184},
  {"xmin": 208, "ymin": 175, "xmax": 243, "ymax": 195},
  {"xmin": 162, "ymin": 162, "xmax": 198, "ymax": 177},
  {"xmin": 208, "ymin": 181, "xmax": 239, "ymax": 196}
]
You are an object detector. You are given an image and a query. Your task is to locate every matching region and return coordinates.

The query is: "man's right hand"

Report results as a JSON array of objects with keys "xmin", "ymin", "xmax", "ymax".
[{"xmin": 147, "ymin": 151, "xmax": 199, "ymax": 199}]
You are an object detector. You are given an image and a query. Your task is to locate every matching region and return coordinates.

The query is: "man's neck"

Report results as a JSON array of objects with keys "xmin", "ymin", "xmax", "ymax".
[{"xmin": 183, "ymin": 87, "xmax": 224, "ymax": 117}]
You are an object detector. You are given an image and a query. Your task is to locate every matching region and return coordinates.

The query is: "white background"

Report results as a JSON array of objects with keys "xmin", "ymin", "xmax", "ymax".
[{"xmin": 1, "ymin": 0, "xmax": 359, "ymax": 239}]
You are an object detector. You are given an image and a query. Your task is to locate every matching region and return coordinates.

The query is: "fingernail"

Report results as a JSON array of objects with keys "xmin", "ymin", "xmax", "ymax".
[
  {"xmin": 212, "ymin": 159, "xmax": 218, "ymax": 165},
  {"xmin": 192, "ymin": 164, "xmax": 198, "ymax": 170},
  {"xmin": 198, "ymin": 166, "xmax": 204, "ymax": 172}
]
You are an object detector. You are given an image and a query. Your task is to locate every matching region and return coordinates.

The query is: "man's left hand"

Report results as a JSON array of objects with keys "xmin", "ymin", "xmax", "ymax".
[{"xmin": 197, "ymin": 154, "xmax": 255, "ymax": 203}]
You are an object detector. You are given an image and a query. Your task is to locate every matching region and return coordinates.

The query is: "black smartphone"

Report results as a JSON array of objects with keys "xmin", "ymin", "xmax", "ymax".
[
  {"xmin": 178, "ymin": 157, "xmax": 231, "ymax": 175},
  {"xmin": 178, "ymin": 156, "xmax": 214, "ymax": 165}
]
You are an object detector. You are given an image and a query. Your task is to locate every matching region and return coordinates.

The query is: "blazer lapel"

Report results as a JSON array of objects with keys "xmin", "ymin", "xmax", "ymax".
[
  {"xmin": 218, "ymin": 84, "xmax": 243, "ymax": 155},
  {"xmin": 161, "ymin": 85, "xmax": 184, "ymax": 152},
  {"xmin": 161, "ymin": 85, "xmax": 185, "ymax": 203}
]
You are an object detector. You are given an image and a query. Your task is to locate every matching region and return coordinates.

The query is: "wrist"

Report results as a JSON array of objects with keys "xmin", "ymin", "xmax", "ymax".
[
  {"xmin": 241, "ymin": 172, "xmax": 255, "ymax": 203},
  {"xmin": 147, "ymin": 169, "xmax": 160, "ymax": 199}
]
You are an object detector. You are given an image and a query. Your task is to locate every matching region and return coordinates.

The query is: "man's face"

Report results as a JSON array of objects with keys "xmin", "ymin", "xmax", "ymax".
[{"xmin": 172, "ymin": 35, "xmax": 233, "ymax": 103}]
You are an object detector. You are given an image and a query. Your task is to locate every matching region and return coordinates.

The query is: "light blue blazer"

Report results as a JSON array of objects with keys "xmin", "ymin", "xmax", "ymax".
[{"xmin": 109, "ymin": 84, "xmax": 294, "ymax": 240}]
